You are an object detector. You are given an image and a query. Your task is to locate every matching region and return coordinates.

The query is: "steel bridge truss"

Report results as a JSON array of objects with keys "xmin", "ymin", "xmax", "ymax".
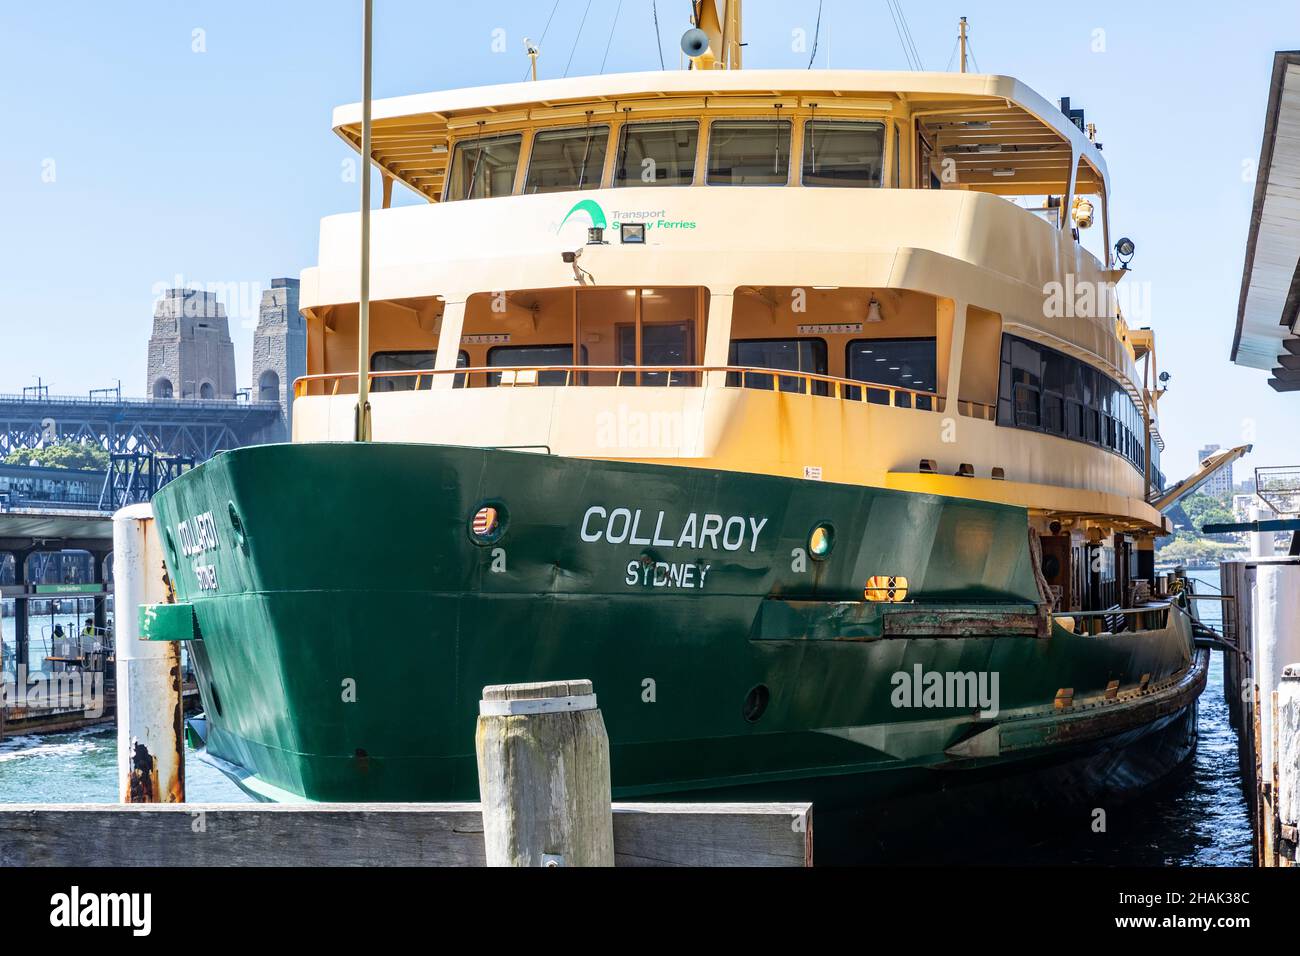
[{"xmin": 0, "ymin": 395, "xmax": 280, "ymax": 462}]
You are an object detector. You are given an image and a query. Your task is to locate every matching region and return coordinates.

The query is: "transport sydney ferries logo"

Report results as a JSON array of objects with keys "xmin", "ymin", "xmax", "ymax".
[{"xmin": 553, "ymin": 198, "xmax": 697, "ymax": 241}]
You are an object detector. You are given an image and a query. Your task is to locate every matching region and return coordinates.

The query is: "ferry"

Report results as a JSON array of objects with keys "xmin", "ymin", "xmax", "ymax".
[{"xmin": 154, "ymin": 3, "xmax": 1236, "ymax": 854}]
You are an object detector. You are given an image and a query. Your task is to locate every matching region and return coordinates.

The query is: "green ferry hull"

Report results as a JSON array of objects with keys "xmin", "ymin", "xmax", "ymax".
[{"xmin": 151, "ymin": 442, "xmax": 1203, "ymax": 854}]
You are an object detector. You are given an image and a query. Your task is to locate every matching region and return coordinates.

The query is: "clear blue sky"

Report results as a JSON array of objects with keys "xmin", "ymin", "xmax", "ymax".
[{"xmin": 1, "ymin": 1, "xmax": 1297, "ymax": 479}]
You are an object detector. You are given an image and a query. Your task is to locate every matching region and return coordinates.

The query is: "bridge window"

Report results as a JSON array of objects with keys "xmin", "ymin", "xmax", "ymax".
[
  {"xmin": 371, "ymin": 350, "xmax": 467, "ymax": 390},
  {"xmin": 258, "ymin": 369, "xmax": 280, "ymax": 401},
  {"xmin": 707, "ymin": 120, "xmax": 791, "ymax": 186},
  {"xmin": 846, "ymin": 337, "xmax": 936, "ymax": 407},
  {"xmin": 153, "ymin": 379, "xmax": 173, "ymax": 399},
  {"xmin": 199, "ymin": 382, "xmax": 215, "ymax": 399},
  {"xmin": 802, "ymin": 120, "xmax": 885, "ymax": 188},
  {"xmin": 728, "ymin": 338, "xmax": 827, "ymax": 395},
  {"xmin": 615, "ymin": 121, "xmax": 698, "ymax": 187},
  {"xmin": 446, "ymin": 132, "xmax": 522, "ymax": 201},
  {"xmin": 525, "ymin": 125, "xmax": 609, "ymax": 194}
]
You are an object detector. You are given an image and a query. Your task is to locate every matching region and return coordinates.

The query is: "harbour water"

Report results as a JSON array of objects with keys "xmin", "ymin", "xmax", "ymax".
[{"xmin": 0, "ymin": 571, "xmax": 1253, "ymax": 862}]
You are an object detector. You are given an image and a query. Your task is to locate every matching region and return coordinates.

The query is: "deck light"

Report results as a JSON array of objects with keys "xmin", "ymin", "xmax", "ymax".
[
  {"xmin": 620, "ymin": 222, "xmax": 645, "ymax": 244},
  {"xmin": 1115, "ymin": 236, "xmax": 1136, "ymax": 268},
  {"xmin": 866, "ymin": 296, "xmax": 883, "ymax": 323},
  {"xmin": 587, "ymin": 226, "xmax": 605, "ymax": 244},
  {"xmin": 990, "ymin": 167, "xmax": 1016, "ymax": 177},
  {"xmin": 865, "ymin": 575, "xmax": 909, "ymax": 602}
]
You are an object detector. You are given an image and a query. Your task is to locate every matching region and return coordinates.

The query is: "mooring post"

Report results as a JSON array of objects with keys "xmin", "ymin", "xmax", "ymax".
[
  {"xmin": 475, "ymin": 679, "xmax": 614, "ymax": 867},
  {"xmin": 1251, "ymin": 562, "xmax": 1300, "ymax": 864},
  {"xmin": 112, "ymin": 504, "xmax": 184, "ymax": 803},
  {"xmin": 1279, "ymin": 665, "xmax": 1300, "ymax": 865}
]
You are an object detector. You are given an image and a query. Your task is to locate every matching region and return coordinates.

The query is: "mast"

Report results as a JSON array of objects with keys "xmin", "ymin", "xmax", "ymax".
[
  {"xmin": 691, "ymin": 0, "xmax": 742, "ymax": 70},
  {"xmin": 355, "ymin": 0, "xmax": 373, "ymax": 442},
  {"xmin": 959, "ymin": 17, "xmax": 968, "ymax": 73}
]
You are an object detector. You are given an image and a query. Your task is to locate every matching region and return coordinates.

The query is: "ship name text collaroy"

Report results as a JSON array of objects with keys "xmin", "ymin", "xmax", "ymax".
[{"xmin": 579, "ymin": 506, "xmax": 768, "ymax": 554}]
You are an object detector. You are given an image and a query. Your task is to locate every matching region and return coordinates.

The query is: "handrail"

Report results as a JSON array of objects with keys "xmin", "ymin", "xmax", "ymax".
[{"xmin": 292, "ymin": 365, "xmax": 942, "ymax": 410}]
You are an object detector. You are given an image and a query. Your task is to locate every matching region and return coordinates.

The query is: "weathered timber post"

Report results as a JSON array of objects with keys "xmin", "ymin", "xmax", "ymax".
[
  {"xmin": 1279, "ymin": 665, "xmax": 1300, "ymax": 865},
  {"xmin": 113, "ymin": 504, "xmax": 185, "ymax": 803},
  {"xmin": 475, "ymin": 679, "xmax": 614, "ymax": 866}
]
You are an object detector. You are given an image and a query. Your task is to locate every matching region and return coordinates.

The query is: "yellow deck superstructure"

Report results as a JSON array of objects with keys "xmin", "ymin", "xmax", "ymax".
[{"xmin": 292, "ymin": 68, "xmax": 1171, "ymax": 557}]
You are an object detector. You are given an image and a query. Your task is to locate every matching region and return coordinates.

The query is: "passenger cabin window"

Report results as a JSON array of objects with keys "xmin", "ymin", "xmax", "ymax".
[
  {"xmin": 728, "ymin": 338, "xmax": 827, "ymax": 395},
  {"xmin": 846, "ymin": 338, "xmax": 936, "ymax": 409},
  {"xmin": 615, "ymin": 121, "xmax": 698, "ymax": 187},
  {"xmin": 447, "ymin": 133, "xmax": 522, "ymax": 201},
  {"xmin": 524, "ymin": 125, "xmax": 609, "ymax": 194},
  {"xmin": 997, "ymin": 334, "xmax": 1147, "ymax": 477},
  {"xmin": 487, "ymin": 344, "xmax": 587, "ymax": 386},
  {"xmin": 707, "ymin": 120, "xmax": 792, "ymax": 186},
  {"xmin": 802, "ymin": 120, "xmax": 885, "ymax": 187},
  {"xmin": 371, "ymin": 350, "xmax": 468, "ymax": 390},
  {"xmin": 616, "ymin": 322, "xmax": 694, "ymax": 386}
]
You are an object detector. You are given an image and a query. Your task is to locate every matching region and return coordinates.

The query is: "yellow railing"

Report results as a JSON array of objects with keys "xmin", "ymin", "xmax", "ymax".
[{"xmin": 293, "ymin": 365, "xmax": 942, "ymax": 410}]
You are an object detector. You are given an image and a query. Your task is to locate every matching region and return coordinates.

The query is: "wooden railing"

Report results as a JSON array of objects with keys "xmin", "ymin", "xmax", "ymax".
[{"xmin": 293, "ymin": 365, "xmax": 942, "ymax": 410}]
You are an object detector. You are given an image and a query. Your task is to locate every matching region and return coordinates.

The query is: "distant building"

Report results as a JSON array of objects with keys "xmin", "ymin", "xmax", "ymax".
[
  {"xmin": 1198, "ymin": 444, "xmax": 1233, "ymax": 498},
  {"xmin": 146, "ymin": 290, "xmax": 238, "ymax": 399},
  {"xmin": 250, "ymin": 278, "xmax": 305, "ymax": 443}
]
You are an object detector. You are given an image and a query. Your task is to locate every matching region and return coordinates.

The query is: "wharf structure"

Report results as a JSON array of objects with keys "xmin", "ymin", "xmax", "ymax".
[{"xmin": 1222, "ymin": 50, "xmax": 1300, "ymax": 866}]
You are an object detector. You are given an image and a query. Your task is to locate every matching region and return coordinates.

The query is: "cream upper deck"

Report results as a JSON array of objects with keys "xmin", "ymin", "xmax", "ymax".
[{"xmin": 331, "ymin": 69, "xmax": 1109, "ymax": 204}]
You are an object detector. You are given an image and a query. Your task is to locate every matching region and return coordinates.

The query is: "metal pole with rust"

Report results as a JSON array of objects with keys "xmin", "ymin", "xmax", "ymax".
[
  {"xmin": 475, "ymin": 680, "xmax": 614, "ymax": 866},
  {"xmin": 113, "ymin": 504, "xmax": 184, "ymax": 803}
]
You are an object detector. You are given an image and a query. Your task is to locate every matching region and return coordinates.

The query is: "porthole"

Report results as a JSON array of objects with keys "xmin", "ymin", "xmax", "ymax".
[
  {"xmin": 808, "ymin": 523, "xmax": 834, "ymax": 559},
  {"xmin": 742, "ymin": 684, "xmax": 770, "ymax": 723},
  {"xmin": 468, "ymin": 501, "xmax": 508, "ymax": 545}
]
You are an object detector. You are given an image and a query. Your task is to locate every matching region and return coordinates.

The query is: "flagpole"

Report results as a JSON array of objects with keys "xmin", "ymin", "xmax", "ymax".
[{"xmin": 355, "ymin": 0, "xmax": 374, "ymax": 441}]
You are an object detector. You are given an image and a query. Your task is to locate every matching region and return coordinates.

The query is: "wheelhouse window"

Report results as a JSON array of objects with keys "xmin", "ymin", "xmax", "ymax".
[
  {"xmin": 707, "ymin": 120, "xmax": 792, "ymax": 186},
  {"xmin": 728, "ymin": 338, "xmax": 827, "ymax": 394},
  {"xmin": 447, "ymin": 132, "xmax": 522, "ymax": 201},
  {"xmin": 371, "ymin": 349, "xmax": 468, "ymax": 390},
  {"xmin": 487, "ymin": 344, "xmax": 587, "ymax": 386},
  {"xmin": 615, "ymin": 121, "xmax": 698, "ymax": 187},
  {"xmin": 802, "ymin": 120, "xmax": 885, "ymax": 187},
  {"xmin": 846, "ymin": 337, "xmax": 936, "ymax": 408},
  {"xmin": 524, "ymin": 125, "xmax": 609, "ymax": 194}
]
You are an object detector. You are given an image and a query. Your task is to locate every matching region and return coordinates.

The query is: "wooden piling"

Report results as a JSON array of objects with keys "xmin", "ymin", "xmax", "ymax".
[{"xmin": 475, "ymin": 679, "xmax": 614, "ymax": 867}]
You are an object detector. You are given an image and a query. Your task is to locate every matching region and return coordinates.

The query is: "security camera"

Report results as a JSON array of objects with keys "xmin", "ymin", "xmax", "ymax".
[{"xmin": 561, "ymin": 249, "xmax": 581, "ymax": 264}]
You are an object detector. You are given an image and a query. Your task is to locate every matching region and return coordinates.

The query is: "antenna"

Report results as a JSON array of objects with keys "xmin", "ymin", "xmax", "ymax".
[
  {"xmin": 959, "ymin": 17, "xmax": 968, "ymax": 73},
  {"xmin": 523, "ymin": 36, "xmax": 540, "ymax": 81}
]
